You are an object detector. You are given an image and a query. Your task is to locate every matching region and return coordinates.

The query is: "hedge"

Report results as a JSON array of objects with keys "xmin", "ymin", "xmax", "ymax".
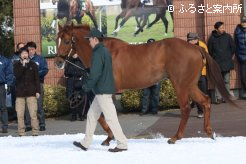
[{"xmin": 43, "ymin": 85, "xmax": 69, "ymax": 117}]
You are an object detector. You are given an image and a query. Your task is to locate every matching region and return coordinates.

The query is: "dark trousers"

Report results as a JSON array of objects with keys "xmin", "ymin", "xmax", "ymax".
[
  {"xmin": 0, "ymin": 85, "xmax": 8, "ymax": 130},
  {"xmin": 25, "ymin": 83, "xmax": 45, "ymax": 128},
  {"xmin": 141, "ymin": 83, "xmax": 161, "ymax": 113},
  {"xmin": 195, "ymin": 75, "xmax": 208, "ymax": 114},
  {"xmin": 9, "ymin": 85, "xmax": 17, "ymax": 120},
  {"xmin": 240, "ymin": 61, "xmax": 246, "ymax": 90}
]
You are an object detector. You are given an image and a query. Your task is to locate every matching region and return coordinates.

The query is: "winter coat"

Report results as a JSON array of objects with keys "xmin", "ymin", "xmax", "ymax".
[
  {"xmin": 207, "ymin": 30, "xmax": 235, "ymax": 72},
  {"xmin": 30, "ymin": 54, "xmax": 48, "ymax": 83},
  {"xmin": 198, "ymin": 41, "xmax": 208, "ymax": 76},
  {"xmin": 64, "ymin": 57, "xmax": 85, "ymax": 97},
  {"xmin": 0, "ymin": 54, "xmax": 13, "ymax": 86},
  {"xmin": 83, "ymin": 43, "xmax": 116, "ymax": 94},
  {"xmin": 14, "ymin": 60, "xmax": 40, "ymax": 97},
  {"xmin": 234, "ymin": 24, "xmax": 246, "ymax": 63}
]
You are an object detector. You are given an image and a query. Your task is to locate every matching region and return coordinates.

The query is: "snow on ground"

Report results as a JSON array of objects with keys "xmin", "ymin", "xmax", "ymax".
[{"xmin": 0, "ymin": 134, "xmax": 246, "ymax": 164}]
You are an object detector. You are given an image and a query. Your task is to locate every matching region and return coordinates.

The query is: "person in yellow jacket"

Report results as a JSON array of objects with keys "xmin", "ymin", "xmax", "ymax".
[{"xmin": 187, "ymin": 32, "xmax": 208, "ymax": 118}]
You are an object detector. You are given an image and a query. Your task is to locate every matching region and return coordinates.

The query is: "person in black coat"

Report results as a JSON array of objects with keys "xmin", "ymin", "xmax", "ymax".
[
  {"xmin": 234, "ymin": 16, "xmax": 246, "ymax": 93},
  {"xmin": 207, "ymin": 21, "xmax": 235, "ymax": 104},
  {"xmin": 64, "ymin": 53, "xmax": 88, "ymax": 121}
]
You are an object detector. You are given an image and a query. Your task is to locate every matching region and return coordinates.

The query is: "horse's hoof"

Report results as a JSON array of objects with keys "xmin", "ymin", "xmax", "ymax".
[
  {"xmin": 101, "ymin": 140, "xmax": 110, "ymax": 146},
  {"xmin": 211, "ymin": 132, "xmax": 216, "ymax": 140},
  {"xmin": 101, "ymin": 136, "xmax": 114, "ymax": 146},
  {"xmin": 167, "ymin": 138, "xmax": 176, "ymax": 144}
]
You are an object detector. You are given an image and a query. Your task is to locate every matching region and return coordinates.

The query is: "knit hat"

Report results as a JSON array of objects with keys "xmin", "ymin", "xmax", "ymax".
[{"xmin": 187, "ymin": 32, "xmax": 200, "ymax": 41}]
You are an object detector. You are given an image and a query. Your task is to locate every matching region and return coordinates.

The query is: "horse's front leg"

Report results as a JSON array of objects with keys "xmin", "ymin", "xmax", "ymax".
[
  {"xmin": 112, "ymin": 12, "xmax": 131, "ymax": 36},
  {"xmin": 168, "ymin": 99, "xmax": 191, "ymax": 144},
  {"xmin": 133, "ymin": 15, "xmax": 148, "ymax": 36}
]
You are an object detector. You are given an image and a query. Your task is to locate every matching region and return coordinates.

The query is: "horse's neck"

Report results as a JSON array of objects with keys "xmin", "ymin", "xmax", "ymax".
[
  {"xmin": 74, "ymin": 31, "xmax": 92, "ymax": 68},
  {"xmin": 104, "ymin": 38, "xmax": 129, "ymax": 51}
]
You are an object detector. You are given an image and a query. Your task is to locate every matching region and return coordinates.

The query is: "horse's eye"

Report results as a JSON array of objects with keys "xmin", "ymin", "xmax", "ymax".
[{"xmin": 64, "ymin": 40, "xmax": 71, "ymax": 45}]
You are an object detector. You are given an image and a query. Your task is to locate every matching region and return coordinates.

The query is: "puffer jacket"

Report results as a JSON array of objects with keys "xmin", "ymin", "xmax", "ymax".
[
  {"xmin": 207, "ymin": 30, "xmax": 235, "ymax": 72},
  {"xmin": 234, "ymin": 24, "xmax": 246, "ymax": 63}
]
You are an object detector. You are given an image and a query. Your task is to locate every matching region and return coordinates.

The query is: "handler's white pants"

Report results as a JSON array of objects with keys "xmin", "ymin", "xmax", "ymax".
[{"xmin": 81, "ymin": 94, "xmax": 128, "ymax": 149}]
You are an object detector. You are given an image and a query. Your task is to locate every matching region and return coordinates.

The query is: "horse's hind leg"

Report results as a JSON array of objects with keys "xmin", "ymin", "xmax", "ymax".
[
  {"xmin": 160, "ymin": 11, "xmax": 168, "ymax": 35},
  {"xmin": 190, "ymin": 86, "xmax": 214, "ymax": 138},
  {"xmin": 98, "ymin": 114, "xmax": 113, "ymax": 146},
  {"xmin": 168, "ymin": 90, "xmax": 191, "ymax": 144},
  {"xmin": 86, "ymin": 11, "xmax": 98, "ymax": 29}
]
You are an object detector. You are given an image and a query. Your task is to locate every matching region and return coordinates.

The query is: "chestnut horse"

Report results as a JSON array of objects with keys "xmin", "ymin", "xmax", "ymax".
[{"xmin": 56, "ymin": 24, "xmax": 235, "ymax": 144}]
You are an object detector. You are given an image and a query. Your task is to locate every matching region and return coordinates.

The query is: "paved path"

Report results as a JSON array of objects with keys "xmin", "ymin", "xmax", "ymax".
[{"xmin": 1, "ymin": 100, "xmax": 246, "ymax": 139}]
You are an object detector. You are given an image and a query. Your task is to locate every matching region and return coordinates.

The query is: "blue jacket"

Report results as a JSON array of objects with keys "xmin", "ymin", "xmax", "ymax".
[
  {"xmin": 234, "ymin": 24, "xmax": 246, "ymax": 63},
  {"xmin": 0, "ymin": 54, "xmax": 13, "ymax": 86},
  {"xmin": 30, "ymin": 54, "xmax": 49, "ymax": 83}
]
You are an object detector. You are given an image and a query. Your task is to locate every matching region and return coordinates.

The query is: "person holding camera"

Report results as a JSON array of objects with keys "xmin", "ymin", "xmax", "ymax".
[
  {"xmin": 0, "ymin": 52, "xmax": 13, "ymax": 133},
  {"xmin": 14, "ymin": 47, "xmax": 40, "ymax": 136}
]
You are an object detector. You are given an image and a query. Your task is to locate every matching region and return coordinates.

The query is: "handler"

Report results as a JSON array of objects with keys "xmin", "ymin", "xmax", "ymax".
[{"xmin": 73, "ymin": 28, "xmax": 128, "ymax": 152}]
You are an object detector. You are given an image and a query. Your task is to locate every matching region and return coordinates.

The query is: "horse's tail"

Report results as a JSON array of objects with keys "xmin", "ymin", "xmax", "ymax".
[{"xmin": 199, "ymin": 48, "xmax": 237, "ymax": 107}]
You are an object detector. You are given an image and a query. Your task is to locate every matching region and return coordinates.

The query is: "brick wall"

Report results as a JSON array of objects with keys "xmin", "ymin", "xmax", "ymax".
[
  {"xmin": 13, "ymin": 0, "xmax": 65, "ymax": 86},
  {"xmin": 13, "ymin": 0, "xmax": 41, "ymax": 52},
  {"xmin": 174, "ymin": 0, "xmax": 242, "ymax": 89}
]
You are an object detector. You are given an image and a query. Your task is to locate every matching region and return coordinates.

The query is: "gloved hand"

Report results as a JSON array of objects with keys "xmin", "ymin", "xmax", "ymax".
[{"xmin": 6, "ymin": 85, "xmax": 12, "ymax": 95}]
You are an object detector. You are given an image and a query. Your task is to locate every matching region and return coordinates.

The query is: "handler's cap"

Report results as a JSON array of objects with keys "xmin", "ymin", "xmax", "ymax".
[
  {"xmin": 84, "ymin": 28, "xmax": 103, "ymax": 39},
  {"xmin": 187, "ymin": 32, "xmax": 200, "ymax": 41},
  {"xmin": 241, "ymin": 16, "xmax": 246, "ymax": 23}
]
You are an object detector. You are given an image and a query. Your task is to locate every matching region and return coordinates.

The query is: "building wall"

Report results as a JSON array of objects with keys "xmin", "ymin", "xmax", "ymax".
[
  {"xmin": 13, "ymin": 0, "xmax": 65, "ymax": 86},
  {"xmin": 13, "ymin": 0, "xmax": 243, "ymax": 89},
  {"xmin": 174, "ymin": 0, "xmax": 242, "ymax": 89}
]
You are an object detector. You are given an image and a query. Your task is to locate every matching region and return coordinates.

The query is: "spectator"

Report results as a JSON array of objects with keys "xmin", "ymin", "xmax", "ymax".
[
  {"xmin": 9, "ymin": 42, "xmax": 25, "ymax": 121},
  {"xmin": 234, "ymin": 16, "xmax": 246, "ymax": 94},
  {"xmin": 187, "ymin": 32, "xmax": 208, "ymax": 118},
  {"xmin": 73, "ymin": 28, "xmax": 127, "ymax": 152},
  {"xmin": 0, "ymin": 52, "xmax": 13, "ymax": 133},
  {"xmin": 64, "ymin": 53, "xmax": 87, "ymax": 121},
  {"xmin": 25, "ymin": 41, "xmax": 48, "ymax": 131},
  {"xmin": 139, "ymin": 39, "xmax": 161, "ymax": 116},
  {"xmin": 13, "ymin": 47, "xmax": 40, "ymax": 136},
  {"xmin": 207, "ymin": 21, "xmax": 235, "ymax": 104}
]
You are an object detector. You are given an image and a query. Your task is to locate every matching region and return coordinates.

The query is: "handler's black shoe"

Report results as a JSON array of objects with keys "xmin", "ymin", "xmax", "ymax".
[
  {"xmin": 73, "ymin": 141, "xmax": 87, "ymax": 151},
  {"xmin": 108, "ymin": 147, "xmax": 127, "ymax": 153}
]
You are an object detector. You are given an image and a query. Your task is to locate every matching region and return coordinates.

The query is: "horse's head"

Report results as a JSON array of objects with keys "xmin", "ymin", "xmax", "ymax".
[
  {"xmin": 55, "ymin": 24, "xmax": 75, "ymax": 69},
  {"xmin": 55, "ymin": 23, "xmax": 92, "ymax": 69}
]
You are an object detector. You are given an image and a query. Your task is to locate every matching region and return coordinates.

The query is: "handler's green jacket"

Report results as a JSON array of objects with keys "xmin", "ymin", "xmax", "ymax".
[{"xmin": 83, "ymin": 43, "xmax": 116, "ymax": 94}]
